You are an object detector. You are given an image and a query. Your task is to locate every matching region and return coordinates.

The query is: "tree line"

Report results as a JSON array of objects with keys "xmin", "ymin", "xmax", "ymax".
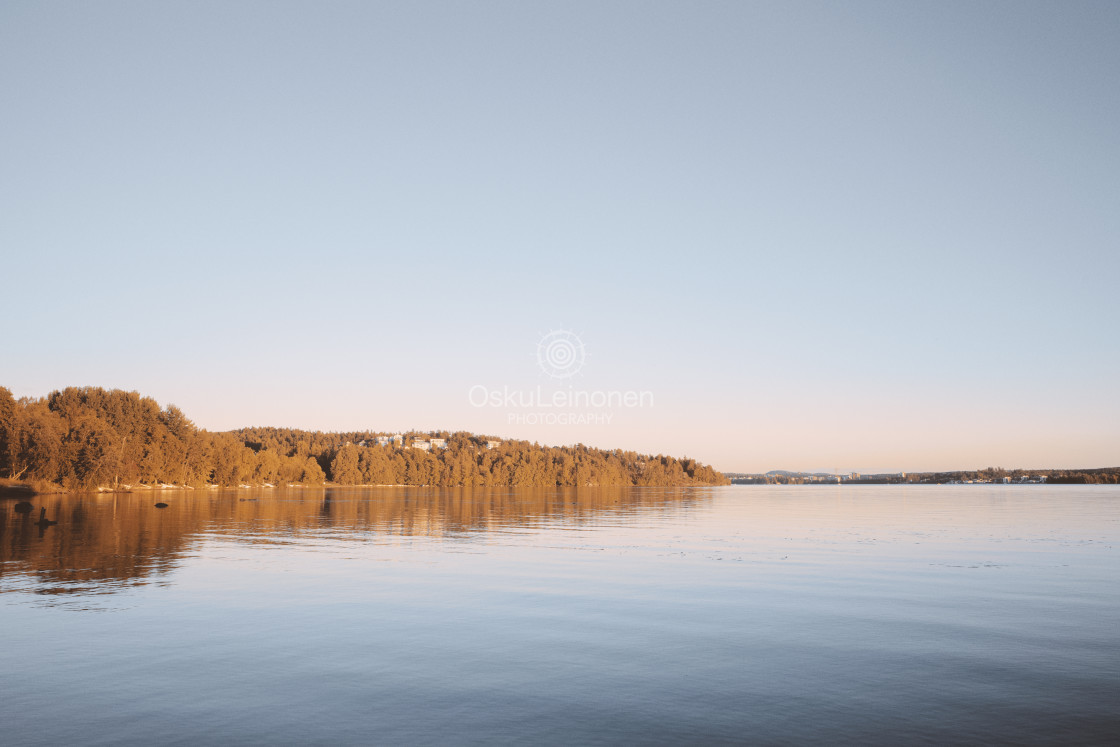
[
  {"xmin": 0, "ymin": 386, "xmax": 728, "ymax": 490},
  {"xmin": 1039, "ymin": 469, "xmax": 1120, "ymax": 484},
  {"xmin": 728, "ymin": 466, "xmax": 1120, "ymax": 485},
  {"xmin": 918, "ymin": 466, "xmax": 1120, "ymax": 484}
]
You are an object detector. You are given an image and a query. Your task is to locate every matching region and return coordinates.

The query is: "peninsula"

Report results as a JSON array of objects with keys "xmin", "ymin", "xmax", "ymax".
[{"xmin": 0, "ymin": 386, "xmax": 728, "ymax": 492}]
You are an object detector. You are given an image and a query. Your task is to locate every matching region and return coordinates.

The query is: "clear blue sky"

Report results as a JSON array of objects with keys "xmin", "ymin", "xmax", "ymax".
[{"xmin": 2, "ymin": 1, "xmax": 1118, "ymax": 472}]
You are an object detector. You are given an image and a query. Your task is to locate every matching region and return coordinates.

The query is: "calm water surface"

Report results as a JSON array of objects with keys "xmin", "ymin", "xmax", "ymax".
[{"xmin": 2, "ymin": 485, "xmax": 1118, "ymax": 745}]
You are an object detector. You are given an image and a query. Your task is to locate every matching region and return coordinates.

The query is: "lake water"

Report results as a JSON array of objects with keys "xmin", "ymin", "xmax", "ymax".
[{"xmin": 2, "ymin": 485, "xmax": 1118, "ymax": 745}]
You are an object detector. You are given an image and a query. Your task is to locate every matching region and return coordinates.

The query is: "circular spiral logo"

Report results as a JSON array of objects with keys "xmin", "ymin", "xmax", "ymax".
[{"xmin": 536, "ymin": 329, "xmax": 586, "ymax": 379}]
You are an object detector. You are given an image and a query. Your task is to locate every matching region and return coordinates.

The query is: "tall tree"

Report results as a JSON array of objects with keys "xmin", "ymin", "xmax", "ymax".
[{"xmin": 330, "ymin": 444, "xmax": 362, "ymax": 484}]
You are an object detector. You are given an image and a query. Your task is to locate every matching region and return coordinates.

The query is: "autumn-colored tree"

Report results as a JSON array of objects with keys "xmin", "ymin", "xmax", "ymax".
[
  {"xmin": 0, "ymin": 386, "xmax": 15, "ymax": 477},
  {"xmin": 330, "ymin": 444, "xmax": 362, "ymax": 484}
]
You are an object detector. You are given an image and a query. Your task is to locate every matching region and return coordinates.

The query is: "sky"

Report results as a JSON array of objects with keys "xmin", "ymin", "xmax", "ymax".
[{"xmin": 2, "ymin": 1, "xmax": 1118, "ymax": 473}]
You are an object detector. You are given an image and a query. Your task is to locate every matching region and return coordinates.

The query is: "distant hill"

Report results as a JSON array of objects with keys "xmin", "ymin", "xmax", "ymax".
[{"xmin": 764, "ymin": 470, "xmax": 836, "ymax": 478}]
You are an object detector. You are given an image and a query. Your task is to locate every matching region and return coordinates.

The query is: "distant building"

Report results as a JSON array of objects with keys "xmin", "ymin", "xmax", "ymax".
[
  {"xmin": 429, "ymin": 438, "xmax": 447, "ymax": 449},
  {"xmin": 411, "ymin": 439, "xmax": 431, "ymax": 452},
  {"xmin": 486, "ymin": 440, "xmax": 501, "ymax": 450},
  {"xmin": 390, "ymin": 434, "xmax": 405, "ymax": 446},
  {"xmin": 375, "ymin": 436, "xmax": 391, "ymax": 447}
]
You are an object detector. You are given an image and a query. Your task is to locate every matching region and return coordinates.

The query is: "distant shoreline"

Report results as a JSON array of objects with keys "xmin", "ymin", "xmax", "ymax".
[{"xmin": 725, "ymin": 467, "xmax": 1120, "ymax": 486}]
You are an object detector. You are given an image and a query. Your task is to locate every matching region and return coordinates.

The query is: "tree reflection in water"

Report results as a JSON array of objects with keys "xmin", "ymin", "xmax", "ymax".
[{"xmin": 1, "ymin": 487, "xmax": 712, "ymax": 599}]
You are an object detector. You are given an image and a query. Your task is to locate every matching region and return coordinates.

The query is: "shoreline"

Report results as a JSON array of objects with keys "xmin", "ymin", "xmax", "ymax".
[{"xmin": 1, "ymin": 480, "xmax": 731, "ymax": 497}]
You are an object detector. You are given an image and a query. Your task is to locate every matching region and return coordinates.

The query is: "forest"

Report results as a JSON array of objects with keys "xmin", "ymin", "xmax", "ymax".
[
  {"xmin": 914, "ymin": 466, "xmax": 1120, "ymax": 484},
  {"xmin": 0, "ymin": 386, "xmax": 729, "ymax": 491}
]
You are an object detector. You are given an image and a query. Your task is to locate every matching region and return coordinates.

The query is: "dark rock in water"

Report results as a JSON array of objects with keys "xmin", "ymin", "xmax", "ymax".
[
  {"xmin": 14, "ymin": 501, "xmax": 34, "ymax": 514},
  {"xmin": 35, "ymin": 507, "xmax": 57, "ymax": 527},
  {"xmin": 155, "ymin": 502, "xmax": 169, "ymax": 508}
]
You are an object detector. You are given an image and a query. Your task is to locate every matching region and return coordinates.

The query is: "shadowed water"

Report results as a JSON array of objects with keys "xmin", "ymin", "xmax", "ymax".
[{"xmin": 2, "ymin": 485, "xmax": 1118, "ymax": 745}]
